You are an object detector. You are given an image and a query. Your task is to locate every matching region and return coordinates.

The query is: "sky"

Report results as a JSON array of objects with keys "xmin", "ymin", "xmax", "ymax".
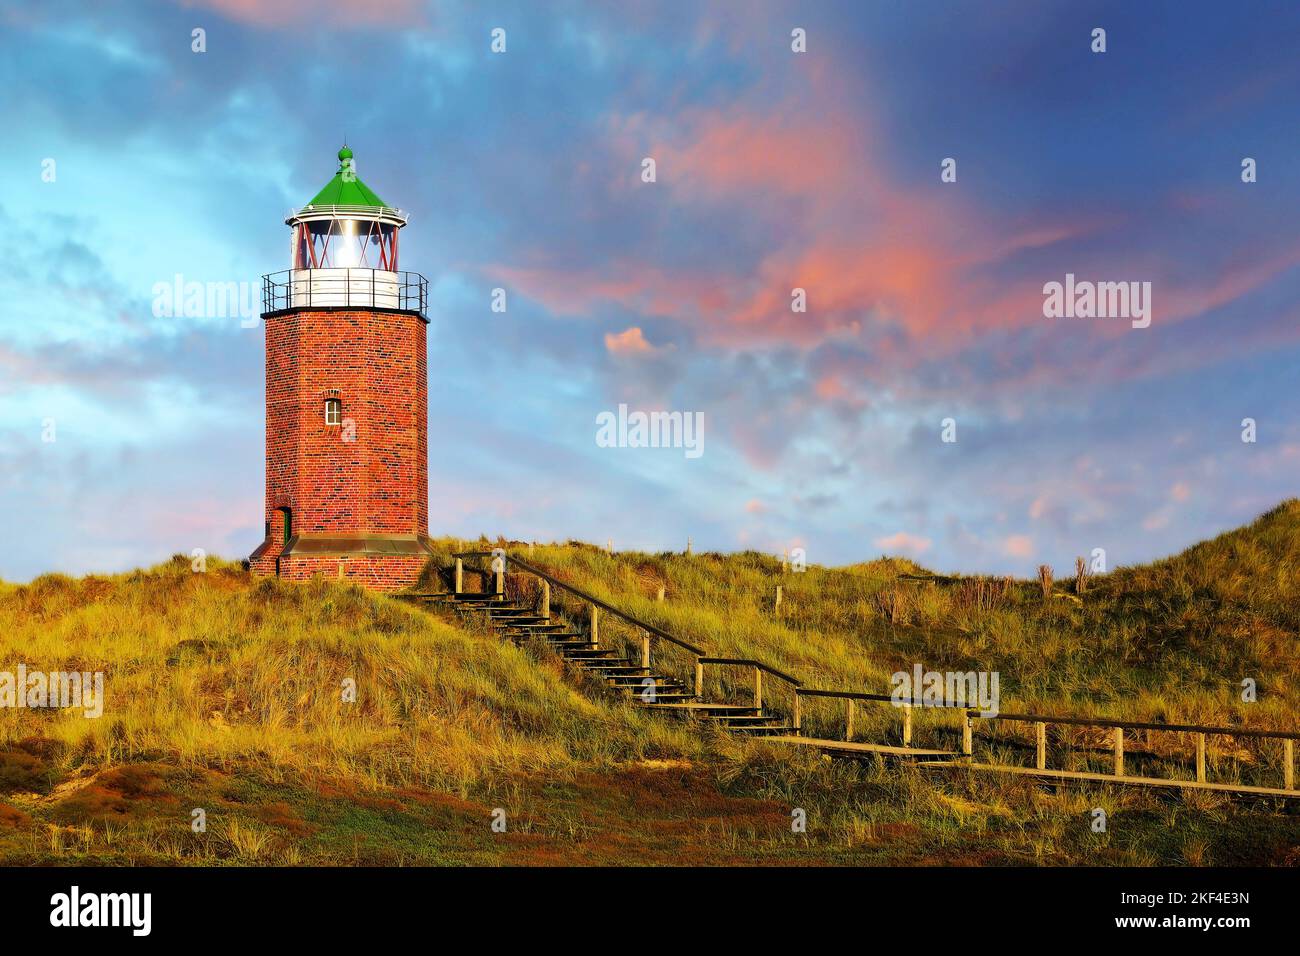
[{"xmin": 1, "ymin": 0, "xmax": 1298, "ymax": 582}]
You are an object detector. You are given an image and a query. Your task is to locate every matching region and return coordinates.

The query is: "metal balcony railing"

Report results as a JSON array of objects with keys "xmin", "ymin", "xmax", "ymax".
[{"xmin": 261, "ymin": 269, "xmax": 428, "ymax": 318}]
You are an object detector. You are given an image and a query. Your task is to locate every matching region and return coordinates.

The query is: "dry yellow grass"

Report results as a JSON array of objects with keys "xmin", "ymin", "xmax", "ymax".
[
  {"xmin": 0, "ymin": 557, "xmax": 699, "ymax": 798},
  {"xmin": 432, "ymin": 500, "xmax": 1300, "ymax": 759},
  {"xmin": 1, "ymin": 505, "xmax": 1297, "ymax": 866}
]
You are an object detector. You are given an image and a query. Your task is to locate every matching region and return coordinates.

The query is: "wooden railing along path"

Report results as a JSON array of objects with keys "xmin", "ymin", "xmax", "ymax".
[{"xmin": 442, "ymin": 552, "xmax": 1300, "ymax": 799}]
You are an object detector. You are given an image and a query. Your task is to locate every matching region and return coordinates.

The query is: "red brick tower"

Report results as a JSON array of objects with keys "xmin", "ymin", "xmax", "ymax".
[{"xmin": 250, "ymin": 146, "xmax": 433, "ymax": 590}]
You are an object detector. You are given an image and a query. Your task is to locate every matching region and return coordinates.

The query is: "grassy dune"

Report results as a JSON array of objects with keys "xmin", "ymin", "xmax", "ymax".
[
  {"xmin": 0, "ymin": 559, "xmax": 698, "ymax": 864},
  {"xmin": 1, "ymin": 503, "xmax": 1298, "ymax": 865},
  {"xmin": 444, "ymin": 500, "xmax": 1300, "ymax": 745}
]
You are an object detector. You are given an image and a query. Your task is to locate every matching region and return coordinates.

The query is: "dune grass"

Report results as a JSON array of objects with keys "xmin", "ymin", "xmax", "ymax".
[
  {"xmin": 0, "ymin": 557, "xmax": 697, "ymax": 790},
  {"xmin": 433, "ymin": 501, "xmax": 1300, "ymax": 794},
  {"xmin": 2, "ymin": 503, "xmax": 1298, "ymax": 865},
  {"xmin": 442, "ymin": 500, "xmax": 1300, "ymax": 731},
  {"xmin": 0, "ymin": 557, "xmax": 706, "ymax": 864}
]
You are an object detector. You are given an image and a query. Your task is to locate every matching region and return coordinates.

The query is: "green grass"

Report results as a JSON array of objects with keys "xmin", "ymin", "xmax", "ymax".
[{"xmin": 1, "ymin": 502, "xmax": 1298, "ymax": 865}]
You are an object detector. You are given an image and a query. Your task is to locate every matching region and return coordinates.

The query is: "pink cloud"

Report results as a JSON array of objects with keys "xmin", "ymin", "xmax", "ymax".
[
  {"xmin": 813, "ymin": 375, "xmax": 847, "ymax": 400},
  {"xmin": 494, "ymin": 46, "xmax": 1300, "ymax": 402},
  {"xmin": 1002, "ymin": 535, "xmax": 1034, "ymax": 558},
  {"xmin": 492, "ymin": 261, "xmax": 727, "ymax": 318},
  {"xmin": 1142, "ymin": 513, "xmax": 1171, "ymax": 532},
  {"xmin": 604, "ymin": 326, "xmax": 662, "ymax": 356},
  {"xmin": 874, "ymin": 531, "xmax": 932, "ymax": 555},
  {"xmin": 168, "ymin": 0, "xmax": 424, "ymax": 27}
]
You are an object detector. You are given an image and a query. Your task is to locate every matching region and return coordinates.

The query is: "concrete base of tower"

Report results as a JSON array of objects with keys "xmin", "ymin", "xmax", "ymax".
[{"xmin": 249, "ymin": 533, "xmax": 436, "ymax": 592}]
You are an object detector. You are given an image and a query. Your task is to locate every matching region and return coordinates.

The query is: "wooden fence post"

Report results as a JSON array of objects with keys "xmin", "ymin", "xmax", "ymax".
[
  {"xmin": 1113, "ymin": 727, "xmax": 1124, "ymax": 777},
  {"xmin": 540, "ymin": 580, "xmax": 550, "ymax": 619},
  {"xmin": 902, "ymin": 703, "xmax": 912, "ymax": 747},
  {"xmin": 1285, "ymin": 739, "xmax": 1295, "ymax": 792},
  {"xmin": 793, "ymin": 692, "xmax": 802, "ymax": 733},
  {"xmin": 774, "ymin": 585, "xmax": 783, "ymax": 614},
  {"xmin": 640, "ymin": 630, "xmax": 651, "ymax": 670},
  {"xmin": 962, "ymin": 714, "xmax": 973, "ymax": 756},
  {"xmin": 753, "ymin": 668, "xmax": 763, "ymax": 711},
  {"xmin": 656, "ymin": 585, "xmax": 665, "ymax": 602},
  {"xmin": 589, "ymin": 605, "xmax": 599, "ymax": 649},
  {"xmin": 494, "ymin": 569, "xmax": 504, "ymax": 599},
  {"xmin": 694, "ymin": 658, "xmax": 704, "ymax": 699},
  {"xmin": 845, "ymin": 698, "xmax": 855, "ymax": 742},
  {"xmin": 1196, "ymin": 733, "xmax": 1207, "ymax": 783},
  {"xmin": 1035, "ymin": 721, "xmax": 1047, "ymax": 770},
  {"xmin": 454, "ymin": 558, "xmax": 463, "ymax": 594}
]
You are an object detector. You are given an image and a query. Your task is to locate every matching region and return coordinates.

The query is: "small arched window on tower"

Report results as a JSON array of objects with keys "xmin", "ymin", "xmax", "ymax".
[{"xmin": 324, "ymin": 397, "xmax": 342, "ymax": 426}]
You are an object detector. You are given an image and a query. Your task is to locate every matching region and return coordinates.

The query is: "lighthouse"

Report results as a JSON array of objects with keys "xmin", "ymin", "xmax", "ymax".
[{"xmin": 249, "ymin": 145, "xmax": 433, "ymax": 590}]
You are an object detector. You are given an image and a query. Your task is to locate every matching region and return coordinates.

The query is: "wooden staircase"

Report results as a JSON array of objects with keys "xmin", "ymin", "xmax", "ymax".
[
  {"xmin": 401, "ymin": 590, "xmax": 795, "ymax": 736},
  {"xmin": 395, "ymin": 553, "xmax": 1300, "ymax": 800}
]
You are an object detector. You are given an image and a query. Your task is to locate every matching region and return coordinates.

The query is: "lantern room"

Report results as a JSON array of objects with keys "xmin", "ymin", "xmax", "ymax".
[{"xmin": 264, "ymin": 145, "xmax": 424, "ymax": 314}]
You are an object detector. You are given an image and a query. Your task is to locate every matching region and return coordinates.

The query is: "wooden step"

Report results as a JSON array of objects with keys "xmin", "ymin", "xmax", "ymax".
[
  {"xmin": 728, "ymin": 725, "xmax": 798, "ymax": 735},
  {"xmin": 644, "ymin": 702, "xmax": 760, "ymax": 712},
  {"xmin": 765, "ymin": 736, "xmax": 960, "ymax": 758},
  {"xmin": 621, "ymin": 687, "xmax": 688, "ymax": 698},
  {"xmin": 610, "ymin": 677, "xmax": 682, "ymax": 687},
  {"xmin": 605, "ymin": 676, "xmax": 686, "ymax": 686}
]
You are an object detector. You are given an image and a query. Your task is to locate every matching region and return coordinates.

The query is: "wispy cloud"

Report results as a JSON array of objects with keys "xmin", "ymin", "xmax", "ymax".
[{"xmin": 1, "ymin": 0, "xmax": 1297, "ymax": 582}]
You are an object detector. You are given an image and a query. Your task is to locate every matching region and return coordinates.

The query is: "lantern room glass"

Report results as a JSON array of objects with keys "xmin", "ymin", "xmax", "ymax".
[{"xmin": 293, "ymin": 219, "xmax": 398, "ymax": 271}]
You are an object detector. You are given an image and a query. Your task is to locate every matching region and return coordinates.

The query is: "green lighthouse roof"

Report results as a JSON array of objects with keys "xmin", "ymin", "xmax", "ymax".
[{"xmin": 304, "ymin": 145, "xmax": 388, "ymax": 208}]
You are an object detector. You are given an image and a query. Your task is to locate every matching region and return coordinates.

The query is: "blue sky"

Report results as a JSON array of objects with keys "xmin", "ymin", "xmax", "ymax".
[{"xmin": 1, "ymin": 0, "xmax": 1298, "ymax": 581}]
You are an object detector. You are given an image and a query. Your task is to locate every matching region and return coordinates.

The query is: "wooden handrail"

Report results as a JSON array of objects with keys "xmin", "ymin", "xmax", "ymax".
[
  {"xmin": 455, "ymin": 551, "xmax": 707, "ymax": 657},
  {"xmin": 698, "ymin": 657, "xmax": 801, "ymax": 687},
  {"xmin": 797, "ymin": 691, "xmax": 1299, "ymax": 739},
  {"xmin": 797, "ymin": 688, "xmax": 967, "ymax": 707},
  {"xmin": 971, "ymin": 710, "xmax": 1300, "ymax": 741}
]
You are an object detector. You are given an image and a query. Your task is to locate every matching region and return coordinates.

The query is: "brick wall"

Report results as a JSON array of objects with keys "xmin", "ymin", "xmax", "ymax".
[
  {"xmin": 249, "ymin": 306, "xmax": 429, "ymax": 589},
  {"xmin": 275, "ymin": 555, "xmax": 430, "ymax": 592}
]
